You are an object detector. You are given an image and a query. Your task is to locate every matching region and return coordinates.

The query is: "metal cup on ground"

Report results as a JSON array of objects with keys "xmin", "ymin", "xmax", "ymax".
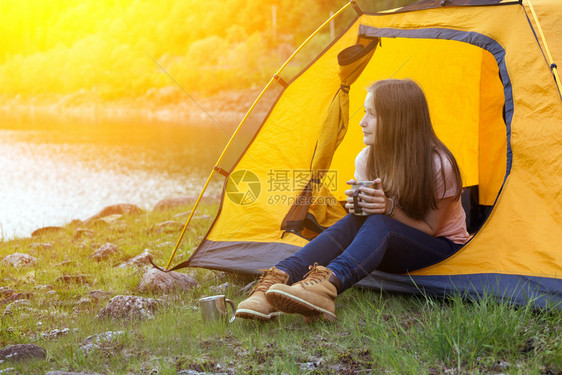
[
  {"xmin": 198, "ymin": 295, "xmax": 236, "ymax": 323},
  {"xmin": 351, "ymin": 181, "xmax": 375, "ymax": 216}
]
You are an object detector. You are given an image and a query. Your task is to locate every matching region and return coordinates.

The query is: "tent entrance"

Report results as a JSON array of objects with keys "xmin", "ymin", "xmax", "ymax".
[
  {"xmin": 188, "ymin": 25, "xmax": 513, "ymax": 271},
  {"xmin": 324, "ymin": 27, "xmax": 510, "ymax": 234}
]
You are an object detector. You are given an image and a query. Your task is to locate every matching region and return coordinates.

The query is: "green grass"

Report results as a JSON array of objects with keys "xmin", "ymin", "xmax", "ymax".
[{"xmin": 0, "ymin": 203, "xmax": 560, "ymax": 374}]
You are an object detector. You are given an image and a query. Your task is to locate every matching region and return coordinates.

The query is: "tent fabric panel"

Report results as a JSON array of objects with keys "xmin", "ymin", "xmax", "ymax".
[
  {"xmin": 204, "ymin": 23, "xmax": 362, "ymax": 246},
  {"xmin": 360, "ymin": 5, "xmax": 562, "ymax": 279},
  {"xmin": 204, "ymin": 74, "xmax": 340, "ymax": 246},
  {"xmin": 478, "ymin": 50, "xmax": 507, "ymax": 205},
  {"xmin": 416, "ymin": 168, "xmax": 562, "ymax": 278},
  {"xmin": 188, "ymin": 239, "xmax": 302, "ymax": 274},
  {"xmin": 356, "ymin": 272, "xmax": 561, "ymax": 308},
  {"xmin": 523, "ymin": 0, "xmax": 562, "ymax": 87},
  {"xmin": 220, "ymin": 84, "xmax": 286, "ymax": 174}
]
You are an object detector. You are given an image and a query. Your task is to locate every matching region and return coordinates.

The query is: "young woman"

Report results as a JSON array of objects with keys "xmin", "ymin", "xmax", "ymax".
[{"xmin": 235, "ymin": 79, "xmax": 470, "ymax": 322}]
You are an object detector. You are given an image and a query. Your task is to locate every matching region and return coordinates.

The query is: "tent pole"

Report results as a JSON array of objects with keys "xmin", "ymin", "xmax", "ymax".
[
  {"xmin": 164, "ymin": 75, "xmax": 277, "ymax": 271},
  {"xmin": 276, "ymin": 2, "xmax": 352, "ymax": 73},
  {"xmin": 165, "ymin": 169, "xmax": 217, "ymax": 270},
  {"xmin": 525, "ymin": 0, "xmax": 562, "ymax": 97},
  {"xmin": 164, "ymin": 0, "xmax": 354, "ymax": 270}
]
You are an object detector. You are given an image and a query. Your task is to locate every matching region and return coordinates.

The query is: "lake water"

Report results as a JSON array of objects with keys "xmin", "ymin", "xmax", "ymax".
[{"xmin": 0, "ymin": 113, "xmax": 232, "ymax": 239}]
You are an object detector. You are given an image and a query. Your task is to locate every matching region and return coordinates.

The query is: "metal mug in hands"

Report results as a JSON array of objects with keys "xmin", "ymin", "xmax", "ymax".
[
  {"xmin": 351, "ymin": 181, "xmax": 376, "ymax": 216},
  {"xmin": 198, "ymin": 295, "xmax": 236, "ymax": 323}
]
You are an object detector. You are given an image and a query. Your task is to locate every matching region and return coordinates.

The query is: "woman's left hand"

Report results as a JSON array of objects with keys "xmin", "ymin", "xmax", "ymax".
[{"xmin": 354, "ymin": 180, "xmax": 390, "ymax": 215}]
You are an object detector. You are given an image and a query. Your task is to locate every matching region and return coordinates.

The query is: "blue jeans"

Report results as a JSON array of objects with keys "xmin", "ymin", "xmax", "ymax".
[{"xmin": 276, "ymin": 214, "xmax": 463, "ymax": 292}]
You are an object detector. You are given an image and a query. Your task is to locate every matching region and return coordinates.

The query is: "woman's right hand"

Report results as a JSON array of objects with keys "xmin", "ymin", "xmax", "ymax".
[{"xmin": 344, "ymin": 179, "xmax": 386, "ymax": 214}]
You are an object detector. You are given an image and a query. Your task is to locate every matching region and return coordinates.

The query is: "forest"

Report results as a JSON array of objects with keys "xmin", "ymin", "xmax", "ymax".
[{"xmin": 0, "ymin": 0, "xmax": 414, "ymax": 102}]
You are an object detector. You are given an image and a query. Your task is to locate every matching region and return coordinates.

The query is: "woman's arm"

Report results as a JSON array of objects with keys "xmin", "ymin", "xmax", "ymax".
[
  {"xmin": 389, "ymin": 196, "xmax": 456, "ymax": 236},
  {"xmin": 345, "ymin": 183, "xmax": 456, "ymax": 237}
]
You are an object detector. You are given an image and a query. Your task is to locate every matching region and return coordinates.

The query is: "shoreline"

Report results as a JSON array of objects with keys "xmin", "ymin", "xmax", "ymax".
[
  {"xmin": 1, "ymin": 194, "xmax": 222, "ymax": 243},
  {"xmin": 0, "ymin": 90, "xmax": 251, "ymax": 242},
  {"xmin": 0, "ymin": 87, "xmax": 266, "ymax": 128}
]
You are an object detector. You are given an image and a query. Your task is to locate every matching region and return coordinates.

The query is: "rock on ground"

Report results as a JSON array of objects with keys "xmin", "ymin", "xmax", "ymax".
[
  {"xmin": 30, "ymin": 242, "xmax": 53, "ymax": 250},
  {"xmin": 31, "ymin": 226, "xmax": 64, "ymax": 237},
  {"xmin": 46, "ymin": 372, "xmax": 101, "ymax": 375},
  {"xmin": 55, "ymin": 260, "xmax": 74, "ymax": 267},
  {"xmin": 153, "ymin": 220, "xmax": 184, "ymax": 234},
  {"xmin": 0, "ymin": 287, "xmax": 14, "ymax": 298},
  {"xmin": 137, "ymin": 268, "xmax": 197, "ymax": 293},
  {"xmin": 41, "ymin": 328, "xmax": 76, "ymax": 340},
  {"xmin": 97, "ymin": 295, "xmax": 161, "ymax": 320},
  {"xmin": 1, "ymin": 292, "xmax": 34, "ymax": 305},
  {"xmin": 74, "ymin": 228, "xmax": 94, "ymax": 239},
  {"xmin": 34, "ymin": 285, "xmax": 53, "ymax": 292},
  {"xmin": 119, "ymin": 250, "xmax": 154, "ymax": 268},
  {"xmin": 90, "ymin": 214, "xmax": 123, "ymax": 228},
  {"xmin": 210, "ymin": 282, "xmax": 230, "ymax": 294},
  {"xmin": 55, "ymin": 275, "xmax": 91, "ymax": 284},
  {"xmin": 237, "ymin": 281, "xmax": 257, "ymax": 296},
  {"xmin": 157, "ymin": 241, "xmax": 174, "ymax": 248},
  {"xmin": 0, "ymin": 344, "xmax": 46, "ymax": 363},
  {"xmin": 89, "ymin": 290, "xmax": 112, "ymax": 301},
  {"xmin": 92, "ymin": 243, "xmax": 119, "ymax": 261},
  {"xmin": 80, "ymin": 331, "xmax": 124, "ymax": 354},
  {"xmin": 84, "ymin": 203, "xmax": 142, "ymax": 225},
  {"xmin": 1, "ymin": 253, "xmax": 37, "ymax": 268},
  {"xmin": 173, "ymin": 211, "xmax": 190, "ymax": 219},
  {"xmin": 75, "ymin": 297, "xmax": 94, "ymax": 309},
  {"xmin": 153, "ymin": 197, "xmax": 196, "ymax": 211},
  {"xmin": 3, "ymin": 300, "xmax": 32, "ymax": 316}
]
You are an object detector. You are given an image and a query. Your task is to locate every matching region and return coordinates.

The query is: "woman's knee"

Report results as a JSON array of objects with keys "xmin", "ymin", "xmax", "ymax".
[
  {"xmin": 364, "ymin": 214, "xmax": 394, "ymax": 229},
  {"xmin": 325, "ymin": 213, "xmax": 365, "ymax": 233}
]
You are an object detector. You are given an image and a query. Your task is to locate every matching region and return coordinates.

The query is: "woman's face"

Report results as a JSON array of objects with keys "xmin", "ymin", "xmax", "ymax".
[{"xmin": 359, "ymin": 91, "xmax": 377, "ymax": 146}]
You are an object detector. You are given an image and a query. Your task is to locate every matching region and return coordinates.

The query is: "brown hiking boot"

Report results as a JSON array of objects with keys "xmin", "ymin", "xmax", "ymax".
[
  {"xmin": 235, "ymin": 267, "xmax": 289, "ymax": 321},
  {"xmin": 265, "ymin": 263, "xmax": 337, "ymax": 322}
]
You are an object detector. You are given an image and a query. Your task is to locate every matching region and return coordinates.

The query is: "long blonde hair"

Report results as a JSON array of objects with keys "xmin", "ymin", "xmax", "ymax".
[{"xmin": 365, "ymin": 79, "xmax": 462, "ymax": 219}]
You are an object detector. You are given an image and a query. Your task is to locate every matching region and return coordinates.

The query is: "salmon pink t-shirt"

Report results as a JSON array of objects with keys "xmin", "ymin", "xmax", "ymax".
[{"xmin": 354, "ymin": 147, "xmax": 470, "ymax": 244}]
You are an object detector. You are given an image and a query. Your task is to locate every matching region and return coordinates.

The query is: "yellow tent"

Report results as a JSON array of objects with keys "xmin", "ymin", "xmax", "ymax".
[
  {"xmin": 281, "ymin": 37, "xmax": 378, "ymax": 237},
  {"xmin": 170, "ymin": 0, "xmax": 562, "ymax": 306}
]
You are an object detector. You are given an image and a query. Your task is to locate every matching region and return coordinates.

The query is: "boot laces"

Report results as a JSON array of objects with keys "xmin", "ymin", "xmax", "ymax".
[
  {"xmin": 297, "ymin": 263, "xmax": 329, "ymax": 286},
  {"xmin": 251, "ymin": 267, "xmax": 286, "ymax": 294}
]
